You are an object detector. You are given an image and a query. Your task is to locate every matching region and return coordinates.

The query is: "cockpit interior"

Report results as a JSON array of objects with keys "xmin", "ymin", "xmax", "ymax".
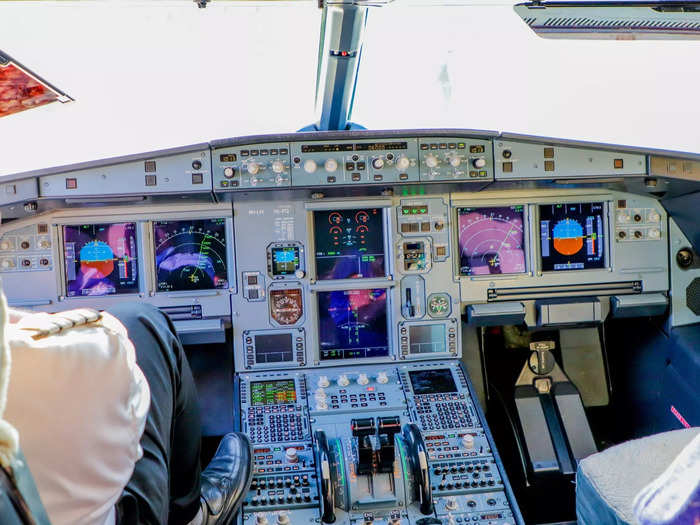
[{"xmin": 0, "ymin": 2, "xmax": 698, "ymax": 525}]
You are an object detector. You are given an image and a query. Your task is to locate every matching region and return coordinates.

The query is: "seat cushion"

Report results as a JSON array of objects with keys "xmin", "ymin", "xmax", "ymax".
[{"xmin": 576, "ymin": 428, "xmax": 700, "ymax": 525}]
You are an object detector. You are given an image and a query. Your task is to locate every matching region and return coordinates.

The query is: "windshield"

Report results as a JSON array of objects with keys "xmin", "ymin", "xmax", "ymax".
[{"xmin": 0, "ymin": 0, "xmax": 699, "ymax": 177}]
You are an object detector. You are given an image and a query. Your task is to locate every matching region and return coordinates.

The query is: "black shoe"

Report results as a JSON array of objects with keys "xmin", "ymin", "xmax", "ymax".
[{"xmin": 200, "ymin": 432, "xmax": 253, "ymax": 525}]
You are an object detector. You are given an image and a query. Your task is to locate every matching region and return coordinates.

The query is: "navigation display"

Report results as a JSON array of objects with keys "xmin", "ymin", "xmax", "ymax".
[
  {"xmin": 457, "ymin": 206, "xmax": 526, "ymax": 276},
  {"xmin": 318, "ymin": 288, "xmax": 389, "ymax": 360},
  {"xmin": 409, "ymin": 369, "xmax": 457, "ymax": 395},
  {"xmin": 250, "ymin": 380, "xmax": 297, "ymax": 406},
  {"xmin": 314, "ymin": 208, "xmax": 385, "ymax": 280},
  {"xmin": 539, "ymin": 202, "xmax": 606, "ymax": 271},
  {"xmin": 153, "ymin": 219, "xmax": 228, "ymax": 292},
  {"xmin": 254, "ymin": 333, "xmax": 294, "ymax": 364},
  {"xmin": 63, "ymin": 223, "xmax": 139, "ymax": 297}
]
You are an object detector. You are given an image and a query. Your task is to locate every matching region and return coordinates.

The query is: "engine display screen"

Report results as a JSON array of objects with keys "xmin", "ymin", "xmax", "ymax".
[
  {"xmin": 539, "ymin": 202, "xmax": 606, "ymax": 271},
  {"xmin": 318, "ymin": 289, "xmax": 389, "ymax": 360},
  {"xmin": 457, "ymin": 206, "xmax": 526, "ymax": 276},
  {"xmin": 254, "ymin": 333, "xmax": 294, "ymax": 364},
  {"xmin": 250, "ymin": 380, "xmax": 297, "ymax": 406},
  {"xmin": 409, "ymin": 369, "xmax": 457, "ymax": 395},
  {"xmin": 408, "ymin": 324, "xmax": 447, "ymax": 354},
  {"xmin": 313, "ymin": 208, "xmax": 385, "ymax": 280},
  {"xmin": 153, "ymin": 219, "xmax": 229, "ymax": 292},
  {"xmin": 270, "ymin": 246, "xmax": 300, "ymax": 276},
  {"xmin": 63, "ymin": 223, "xmax": 139, "ymax": 297}
]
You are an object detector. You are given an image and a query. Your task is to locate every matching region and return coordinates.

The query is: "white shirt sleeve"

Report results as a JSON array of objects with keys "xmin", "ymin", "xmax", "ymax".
[{"xmin": 3, "ymin": 310, "xmax": 150, "ymax": 525}]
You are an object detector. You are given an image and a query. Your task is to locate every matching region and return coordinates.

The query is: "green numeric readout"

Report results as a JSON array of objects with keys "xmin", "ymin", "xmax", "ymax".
[{"xmin": 250, "ymin": 380, "xmax": 297, "ymax": 406}]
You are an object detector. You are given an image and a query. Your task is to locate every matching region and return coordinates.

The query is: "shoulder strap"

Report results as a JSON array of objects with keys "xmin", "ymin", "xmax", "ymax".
[{"xmin": 0, "ymin": 464, "xmax": 37, "ymax": 525}]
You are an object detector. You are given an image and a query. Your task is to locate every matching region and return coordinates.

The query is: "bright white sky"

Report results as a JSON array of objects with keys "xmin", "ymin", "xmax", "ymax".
[{"xmin": 1, "ymin": 1, "xmax": 700, "ymax": 177}]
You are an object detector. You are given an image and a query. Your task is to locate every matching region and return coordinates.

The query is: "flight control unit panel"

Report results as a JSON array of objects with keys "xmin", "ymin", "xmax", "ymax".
[{"xmin": 0, "ymin": 129, "xmax": 684, "ymax": 525}]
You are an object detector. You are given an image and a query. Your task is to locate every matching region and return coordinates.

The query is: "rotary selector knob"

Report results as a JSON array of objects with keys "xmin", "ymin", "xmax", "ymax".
[
  {"xmin": 449, "ymin": 156, "xmax": 462, "ymax": 168},
  {"xmin": 303, "ymin": 159, "xmax": 317, "ymax": 173},
  {"xmin": 337, "ymin": 374, "xmax": 350, "ymax": 387},
  {"xmin": 648, "ymin": 210, "xmax": 661, "ymax": 222},
  {"xmin": 372, "ymin": 158, "xmax": 385, "ymax": 170},
  {"xmin": 1, "ymin": 260, "xmax": 14, "ymax": 269},
  {"xmin": 462, "ymin": 434, "xmax": 475, "ymax": 449},
  {"xmin": 272, "ymin": 160, "xmax": 285, "ymax": 174},
  {"xmin": 0, "ymin": 241, "xmax": 9, "ymax": 250},
  {"xmin": 38, "ymin": 240, "xmax": 51, "ymax": 249},
  {"xmin": 472, "ymin": 157, "xmax": 487, "ymax": 169},
  {"xmin": 446, "ymin": 497, "xmax": 458, "ymax": 511},
  {"xmin": 377, "ymin": 371, "xmax": 389, "ymax": 384},
  {"xmin": 256, "ymin": 514, "xmax": 269, "ymax": 525},
  {"xmin": 425, "ymin": 154, "xmax": 439, "ymax": 168},
  {"xmin": 316, "ymin": 399, "xmax": 328, "ymax": 411},
  {"xmin": 223, "ymin": 167, "xmax": 236, "ymax": 179},
  {"xmin": 357, "ymin": 373, "xmax": 370, "ymax": 386},
  {"xmin": 649, "ymin": 228, "xmax": 661, "ymax": 239},
  {"xmin": 247, "ymin": 162, "xmax": 261, "ymax": 175},
  {"xmin": 276, "ymin": 513, "xmax": 290, "ymax": 525},
  {"xmin": 317, "ymin": 375, "xmax": 330, "ymax": 388},
  {"xmin": 314, "ymin": 388, "xmax": 327, "ymax": 400},
  {"xmin": 617, "ymin": 212, "xmax": 630, "ymax": 223},
  {"xmin": 285, "ymin": 448, "xmax": 298, "ymax": 463},
  {"xmin": 294, "ymin": 269, "xmax": 306, "ymax": 279},
  {"xmin": 324, "ymin": 159, "xmax": 338, "ymax": 172},
  {"xmin": 396, "ymin": 156, "xmax": 410, "ymax": 171}
]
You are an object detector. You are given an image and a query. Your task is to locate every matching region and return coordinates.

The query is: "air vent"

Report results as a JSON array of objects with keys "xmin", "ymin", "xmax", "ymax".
[
  {"xmin": 160, "ymin": 304, "xmax": 203, "ymax": 321},
  {"xmin": 687, "ymin": 278, "xmax": 700, "ymax": 315},
  {"xmin": 488, "ymin": 281, "xmax": 642, "ymax": 302}
]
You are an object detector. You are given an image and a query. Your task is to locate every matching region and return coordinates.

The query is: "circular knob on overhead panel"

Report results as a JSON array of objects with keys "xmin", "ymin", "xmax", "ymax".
[
  {"xmin": 272, "ymin": 160, "xmax": 285, "ymax": 173},
  {"xmin": 276, "ymin": 513, "xmax": 290, "ymax": 525},
  {"xmin": 223, "ymin": 167, "xmax": 236, "ymax": 179},
  {"xmin": 425, "ymin": 154, "xmax": 438, "ymax": 168},
  {"xmin": 317, "ymin": 375, "xmax": 330, "ymax": 388},
  {"xmin": 449, "ymin": 156, "xmax": 461, "ymax": 168},
  {"xmin": 372, "ymin": 158, "xmax": 385, "ymax": 170},
  {"xmin": 357, "ymin": 373, "xmax": 370, "ymax": 386},
  {"xmin": 324, "ymin": 159, "xmax": 338, "ymax": 172},
  {"xmin": 247, "ymin": 162, "xmax": 261, "ymax": 175},
  {"xmin": 462, "ymin": 433, "xmax": 475, "ymax": 449},
  {"xmin": 337, "ymin": 374, "xmax": 350, "ymax": 387},
  {"xmin": 256, "ymin": 514, "xmax": 269, "ymax": 525},
  {"xmin": 377, "ymin": 371, "xmax": 389, "ymax": 384},
  {"xmin": 285, "ymin": 448, "xmax": 299, "ymax": 464},
  {"xmin": 472, "ymin": 157, "xmax": 487, "ymax": 169},
  {"xmin": 303, "ymin": 159, "xmax": 317, "ymax": 173},
  {"xmin": 396, "ymin": 156, "xmax": 410, "ymax": 171}
]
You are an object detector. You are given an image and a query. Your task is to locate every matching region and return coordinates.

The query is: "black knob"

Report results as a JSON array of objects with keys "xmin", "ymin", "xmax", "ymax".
[
  {"xmin": 677, "ymin": 248, "xmax": 694, "ymax": 269},
  {"xmin": 502, "ymin": 149, "xmax": 512, "ymax": 159},
  {"xmin": 192, "ymin": 160, "xmax": 202, "ymax": 170}
]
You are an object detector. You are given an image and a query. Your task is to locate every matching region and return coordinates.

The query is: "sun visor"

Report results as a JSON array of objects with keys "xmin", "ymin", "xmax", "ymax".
[{"xmin": 0, "ymin": 50, "xmax": 72, "ymax": 118}]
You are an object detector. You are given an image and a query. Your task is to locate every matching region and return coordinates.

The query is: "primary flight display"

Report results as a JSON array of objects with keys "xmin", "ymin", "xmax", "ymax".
[{"xmin": 63, "ymin": 222, "xmax": 139, "ymax": 297}]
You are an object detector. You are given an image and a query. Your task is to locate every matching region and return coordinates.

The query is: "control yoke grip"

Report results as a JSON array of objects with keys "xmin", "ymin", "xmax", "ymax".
[
  {"xmin": 402, "ymin": 423, "xmax": 434, "ymax": 515},
  {"xmin": 313, "ymin": 430, "xmax": 336, "ymax": 523}
]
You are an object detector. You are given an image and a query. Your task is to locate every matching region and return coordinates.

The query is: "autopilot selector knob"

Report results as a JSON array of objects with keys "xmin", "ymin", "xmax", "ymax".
[
  {"xmin": 425, "ymin": 154, "xmax": 439, "ymax": 168},
  {"xmin": 276, "ymin": 513, "xmax": 290, "ymax": 525},
  {"xmin": 396, "ymin": 156, "xmax": 410, "ymax": 171},
  {"xmin": 272, "ymin": 160, "xmax": 285, "ymax": 173},
  {"xmin": 449, "ymin": 156, "xmax": 461, "ymax": 168},
  {"xmin": 472, "ymin": 157, "xmax": 487, "ymax": 169},
  {"xmin": 318, "ymin": 375, "xmax": 330, "ymax": 388},
  {"xmin": 337, "ymin": 374, "xmax": 350, "ymax": 387},
  {"xmin": 255, "ymin": 514, "xmax": 268, "ymax": 525},
  {"xmin": 324, "ymin": 159, "xmax": 338, "ymax": 172},
  {"xmin": 377, "ymin": 371, "xmax": 389, "ymax": 384},
  {"xmin": 285, "ymin": 448, "xmax": 298, "ymax": 463},
  {"xmin": 247, "ymin": 162, "xmax": 261, "ymax": 175},
  {"xmin": 357, "ymin": 373, "xmax": 370, "ymax": 385},
  {"xmin": 462, "ymin": 433, "xmax": 475, "ymax": 449},
  {"xmin": 303, "ymin": 159, "xmax": 318, "ymax": 173}
]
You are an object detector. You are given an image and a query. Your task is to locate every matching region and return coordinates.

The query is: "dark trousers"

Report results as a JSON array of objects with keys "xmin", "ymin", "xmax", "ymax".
[{"xmin": 108, "ymin": 303, "xmax": 202, "ymax": 525}]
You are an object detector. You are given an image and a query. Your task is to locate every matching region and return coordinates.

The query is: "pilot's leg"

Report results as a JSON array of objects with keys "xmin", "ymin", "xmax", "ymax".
[{"xmin": 107, "ymin": 302, "xmax": 202, "ymax": 525}]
